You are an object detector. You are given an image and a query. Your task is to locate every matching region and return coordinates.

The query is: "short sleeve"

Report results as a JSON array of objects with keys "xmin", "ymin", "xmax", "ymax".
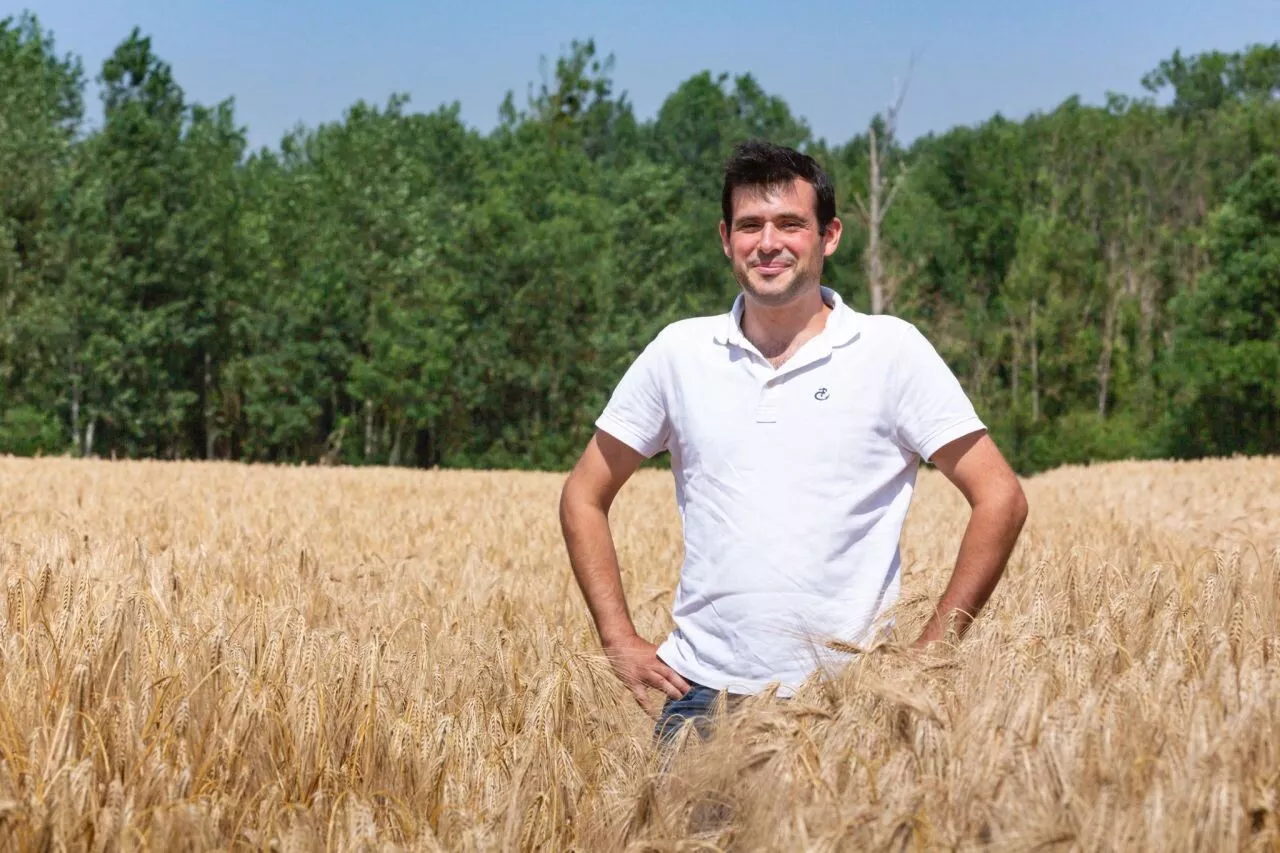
[
  {"xmin": 891, "ymin": 323, "xmax": 986, "ymax": 462},
  {"xmin": 595, "ymin": 333, "xmax": 671, "ymax": 458}
]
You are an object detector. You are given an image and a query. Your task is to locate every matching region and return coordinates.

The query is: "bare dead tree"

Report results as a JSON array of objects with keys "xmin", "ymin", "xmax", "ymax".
[{"xmin": 852, "ymin": 56, "xmax": 919, "ymax": 315}]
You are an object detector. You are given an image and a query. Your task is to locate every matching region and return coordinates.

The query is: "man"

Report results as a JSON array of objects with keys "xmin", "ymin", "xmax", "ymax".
[{"xmin": 559, "ymin": 140, "xmax": 1028, "ymax": 745}]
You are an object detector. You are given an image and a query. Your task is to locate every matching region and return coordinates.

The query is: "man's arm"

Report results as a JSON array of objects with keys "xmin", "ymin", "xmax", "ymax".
[
  {"xmin": 913, "ymin": 430, "xmax": 1028, "ymax": 647},
  {"xmin": 559, "ymin": 429, "xmax": 690, "ymax": 712}
]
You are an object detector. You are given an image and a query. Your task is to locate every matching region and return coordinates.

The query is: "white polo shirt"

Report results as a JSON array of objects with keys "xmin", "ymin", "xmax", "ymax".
[{"xmin": 596, "ymin": 286, "xmax": 985, "ymax": 697}]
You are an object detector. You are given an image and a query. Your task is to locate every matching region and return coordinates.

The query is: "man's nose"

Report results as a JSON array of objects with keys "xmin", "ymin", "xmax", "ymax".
[{"xmin": 758, "ymin": 222, "xmax": 782, "ymax": 253}]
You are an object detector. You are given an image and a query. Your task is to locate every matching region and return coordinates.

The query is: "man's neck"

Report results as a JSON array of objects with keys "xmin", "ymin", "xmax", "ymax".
[{"xmin": 741, "ymin": 287, "xmax": 831, "ymax": 366}]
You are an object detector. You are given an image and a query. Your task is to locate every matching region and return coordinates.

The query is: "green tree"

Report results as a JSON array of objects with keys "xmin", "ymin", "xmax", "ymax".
[
  {"xmin": 68, "ymin": 29, "xmax": 197, "ymax": 457},
  {"xmin": 1142, "ymin": 43, "xmax": 1280, "ymax": 120},
  {"xmin": 1, "ymin": 15, "xmax": 1278, "ymax": 474},
  {"xmin": 176, "ymin": 100, "xmax": 248, "ymax": 459},
  {"xmin": 1166, "ymin": 154, "xmax": 1280, "ymax": 457},
  {"xmin": 0, "ymin": 12, "xmax": 83, "ymax": 454}
]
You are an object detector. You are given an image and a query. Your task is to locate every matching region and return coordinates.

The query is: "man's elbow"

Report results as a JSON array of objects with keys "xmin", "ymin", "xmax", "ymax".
[
  {"xmin": 558, "ymin": 473, "xmax": 582, "ymax": 533},
  {"xmin": 977, "ymin": 477, "xmax": 1028, "ymax": 528},
  {"xmin": 1004, "ymin": 480, "xmax": 1029, "ymax": 531},
  {"xmin": 559, "ymin": 470, "xmax": 604, "ymax": 532}
]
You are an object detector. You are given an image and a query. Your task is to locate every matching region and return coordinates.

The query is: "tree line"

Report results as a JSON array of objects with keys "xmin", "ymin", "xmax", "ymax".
[{"xmin": 2, "ymin": 12, "xmax": 1277, "ymax": 474}]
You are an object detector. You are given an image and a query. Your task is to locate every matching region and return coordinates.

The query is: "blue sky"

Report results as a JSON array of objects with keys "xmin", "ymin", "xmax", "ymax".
[{"xmin": 15, "ymin": 0, "xmax": 1280, "ymax": 151}]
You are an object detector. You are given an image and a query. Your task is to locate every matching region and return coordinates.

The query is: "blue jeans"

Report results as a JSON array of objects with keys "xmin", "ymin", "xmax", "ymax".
[{"xmin": 653, "ymin": 681, "xmax": 744, "ymax": 745}]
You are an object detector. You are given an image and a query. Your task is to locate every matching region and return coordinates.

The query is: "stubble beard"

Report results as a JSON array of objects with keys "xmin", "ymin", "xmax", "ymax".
[{"xmin": 735, "ymin": 257, "xmax": 818, "ymax": 309}]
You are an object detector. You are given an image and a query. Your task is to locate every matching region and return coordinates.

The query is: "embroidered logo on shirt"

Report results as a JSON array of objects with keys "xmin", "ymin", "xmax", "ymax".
[{"xmin": 814, "ymin": 387, "xmax": 830, "ymax": 401}]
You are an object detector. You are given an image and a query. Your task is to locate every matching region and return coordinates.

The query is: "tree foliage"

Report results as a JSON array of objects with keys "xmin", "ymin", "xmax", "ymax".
[
  {"xmin": 1, "ymin": 12, "xmax": 1276, "ymax": 473},
  {"xmin": 1166, "ymin": 154, "xmax": 1280, "ymax": 457}
]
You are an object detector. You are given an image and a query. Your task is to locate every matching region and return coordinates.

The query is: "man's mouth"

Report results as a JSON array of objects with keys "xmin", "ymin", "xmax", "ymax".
[{"xmin": 755, "ymin": 262, "xmax": 791, "ymax": 275}]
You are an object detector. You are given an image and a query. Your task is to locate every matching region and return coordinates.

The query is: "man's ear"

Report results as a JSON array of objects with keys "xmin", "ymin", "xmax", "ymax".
[
  {"xmin": 822, "ymin": 215, "xmax": 844, "ymax": 257},
  {"xmin": 719, "ymin": 220, "xmax": 731, "ymax": 258}
]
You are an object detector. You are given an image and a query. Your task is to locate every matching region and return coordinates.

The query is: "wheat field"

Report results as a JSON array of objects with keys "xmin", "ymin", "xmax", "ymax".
[{"xmin": 0, "ymin": 454, "xmax": 1277, "ymax": 852}]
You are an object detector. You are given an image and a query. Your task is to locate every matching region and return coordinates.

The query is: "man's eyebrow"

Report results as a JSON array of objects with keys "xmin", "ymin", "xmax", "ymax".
[{"xmin": 734, "ymin": 211, "xmax": 810, "ymax": 225}]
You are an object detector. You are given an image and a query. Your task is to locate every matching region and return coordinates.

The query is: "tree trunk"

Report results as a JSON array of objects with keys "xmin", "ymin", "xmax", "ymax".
[
  {"xmin": 204, "ymin": 350, "xmax": 215, "ymax": 460},
  {"xmin": 364, "ymin": 398, "xmax": 374, "ymax": 461},
  {"xmin": 415, "ymin": 426, "xmax": 435, "ymax": 469},
  {"xmin": 1030, "ymin": 300, "xmax": 1040, "ymax": 423},
  {"xmin": 389, "ymin": 420, "xmax": 404, "ymax": 467},
  {"xmin": 1098, "ymin": 284, "xmax": 1120, "ymax": 419},
  {"xmin": 868, "ymin": 126, "xmax": 886, "ymax": 315},
  {"xmin": 1010, "ymin": 321, "xmax": 1022, "ymax": 415},
  {"xmin": 971, "ymin": 354, "xmax": 990, "ymax": 406},
  {"xmin": 1135, "ymin": 254, "xmax": 1155, "ymax": 417},
  {"xmin": 70, "ymin": 350, "xmax": 82, "ymax": 457},
  {"xmin": 854, "ymin": 68, "xmax": 912, "ymax": 316}
]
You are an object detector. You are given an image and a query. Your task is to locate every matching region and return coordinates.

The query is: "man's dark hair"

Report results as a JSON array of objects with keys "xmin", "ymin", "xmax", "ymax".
[{"xmin": 721, "ymin": 139, "xmax": 837, "ymax": 234}]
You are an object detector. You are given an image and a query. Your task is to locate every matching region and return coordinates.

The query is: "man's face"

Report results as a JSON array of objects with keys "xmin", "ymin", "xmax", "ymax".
[{"xmin": 719, "ymin": 177, "xmax": 843, "ymax": 308}]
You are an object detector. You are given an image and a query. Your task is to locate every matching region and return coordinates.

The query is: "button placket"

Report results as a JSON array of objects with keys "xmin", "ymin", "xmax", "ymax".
[{"xmin": 756, "ymin": 376, "xmax": 780, "ymax": 423}]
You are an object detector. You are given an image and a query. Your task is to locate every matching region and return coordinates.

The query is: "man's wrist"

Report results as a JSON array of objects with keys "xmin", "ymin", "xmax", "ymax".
[
  {"xmin": 599, "ymin": 625, "xmax": 640, "ymax": 647},
  {"xmin": 913, "ymin": 623, "xmax": 940, "ymax": 647}
]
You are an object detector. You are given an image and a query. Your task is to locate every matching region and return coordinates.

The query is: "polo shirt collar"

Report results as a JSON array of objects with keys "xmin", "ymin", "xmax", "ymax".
[{"xmin": 714, "ymin": 285, "xmax": 861, "ymax": 351}]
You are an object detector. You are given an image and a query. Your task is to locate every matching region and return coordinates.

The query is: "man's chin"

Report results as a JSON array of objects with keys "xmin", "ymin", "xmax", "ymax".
[{"xmin": 741, "ymin": 276, "xmax": 808, "ymax": 307}]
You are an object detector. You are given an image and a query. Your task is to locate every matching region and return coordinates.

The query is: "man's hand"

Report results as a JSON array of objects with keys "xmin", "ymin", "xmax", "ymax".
[
  {"xmin": 561, "ymin": 430, "xmax": 691, "ymax": 713},
  {"xmin": 604, "ymin": 633, "xmax": 691, "ymax": 715}
]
